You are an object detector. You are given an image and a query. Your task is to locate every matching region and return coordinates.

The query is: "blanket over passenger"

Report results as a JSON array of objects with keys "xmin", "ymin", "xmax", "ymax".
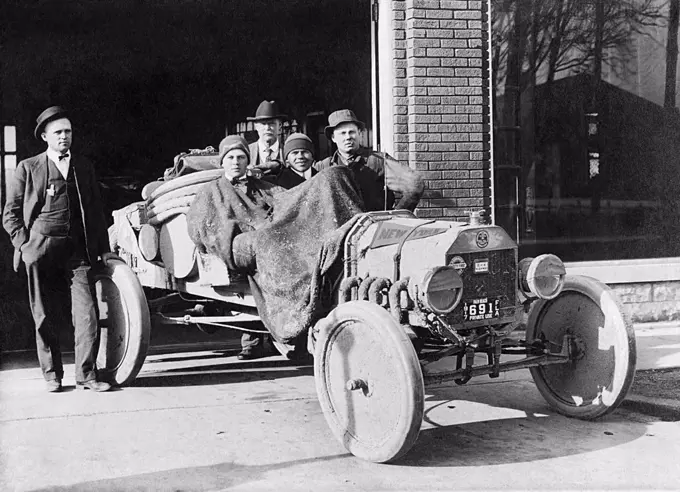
[
  {"xmin": 186, "ymin": 175, "xmax": 284, "ymax": 270},
  {"xmin": 187, "ymin": 166, "xmax": 364, "ymax": 344}
]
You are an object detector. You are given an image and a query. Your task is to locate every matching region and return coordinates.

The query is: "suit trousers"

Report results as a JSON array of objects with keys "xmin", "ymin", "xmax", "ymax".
[
  {"xmin": 241, "ymin": 332, "xmax": 268, "ymax": 352},
  {"xmin": 24, "ymin": 234, "xmax": 99, "ymax": 383}
]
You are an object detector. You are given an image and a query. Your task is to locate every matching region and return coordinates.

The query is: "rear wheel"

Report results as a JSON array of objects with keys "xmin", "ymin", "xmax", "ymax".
[
  {"xmin": 314, "ymin": 300, "xmax": 424, "ymax": 463},
  {"xmin": 526, "ymin": 275, "xmax": 636, "ymax": 419},
  {"xmin": 94, "ymin": 259, "xmax": 151, "ymax": 386}
]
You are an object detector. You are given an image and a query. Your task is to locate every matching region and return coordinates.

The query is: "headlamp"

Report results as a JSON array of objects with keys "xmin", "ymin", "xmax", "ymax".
[
  {"xmin": 417, "ymin": 266, "xmax": 464, "ymax": 314},
  {"xmin": 518, "ymin": 254, "xmax": 566, "ymax": 300}
]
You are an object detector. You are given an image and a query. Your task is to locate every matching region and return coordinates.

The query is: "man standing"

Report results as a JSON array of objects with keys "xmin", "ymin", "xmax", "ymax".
[
  {"xmin": 3, "ymin": 106, "xmax": 114, "ymax": 392},
  {"xmin": 315, "ymin": 109, "xmax": 424, "ymax": 212},
  {"xmin": 247, "ymin": 100, "xmax": 287, "ymax": 177}
]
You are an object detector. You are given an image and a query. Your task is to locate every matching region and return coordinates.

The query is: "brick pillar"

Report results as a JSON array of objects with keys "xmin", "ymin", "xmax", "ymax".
[{"xmin": 389, "ymin": 0, "xmax": 491, "ymax": 221}]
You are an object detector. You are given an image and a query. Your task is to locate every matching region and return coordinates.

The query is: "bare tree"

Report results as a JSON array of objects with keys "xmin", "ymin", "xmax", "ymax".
[
  {"xmin": 492, "ymin": 0, "xmax": 666, "ymax": 92},
  {"xmin": 570, "ymin": 0, "xmax": 664, "ymax": 80},
  {"xmin": 665, "ymin": 0, "xmax": 679, "ymax": 109},
  {"xmin": 494, "ymin": 0, "xmax": 531, "ymax": 238}
]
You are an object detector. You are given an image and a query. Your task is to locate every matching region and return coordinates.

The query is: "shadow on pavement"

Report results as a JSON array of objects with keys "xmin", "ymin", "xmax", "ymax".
[
  {"xmin": 145, "ymin": 349, "xmax": 241, "ymax": 364},
  {"xmin": 30, "ymin": 453, "xmax": 351, "ymax": 492},
  {"xmin": 132, "ymin": 359, "xmax": 314, "ymax": 388},
  {"xmin": 397, "ymin": 387, "xmax": 649, "ymax": 467},
  {"xmin": 0, "ymin": 350, "xmax": 55, "ymax": 371}
]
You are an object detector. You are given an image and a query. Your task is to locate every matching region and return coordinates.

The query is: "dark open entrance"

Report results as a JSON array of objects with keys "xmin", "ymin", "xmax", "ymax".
[
  {"xmin": 3, "ymin": 0, "xmax": 371, "ymax": 179},
  {"xmin": 0, "ymin": 0, "xmax": 372, "ymax": 352}
]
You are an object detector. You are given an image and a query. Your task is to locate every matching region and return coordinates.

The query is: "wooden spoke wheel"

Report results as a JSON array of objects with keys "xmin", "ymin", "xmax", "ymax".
[
  {"xmin": 526, "ymin": 275, "xmax": 636, "ymax": 419},
  {"xmin": 94, "ymin": 259, "xmax": 151, "ymax": 386},
  {"xmin": 314, "ymin": 300, "xmax": 424, "ymax": 463}
]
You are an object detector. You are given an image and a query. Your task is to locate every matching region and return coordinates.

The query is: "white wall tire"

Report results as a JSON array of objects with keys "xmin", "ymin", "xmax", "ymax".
[
  {"xmin": 95, "ymin": 259, "xmax": 151, "ymax": 386},
  {"xmin": 314, "ymin": 301, "xmax": 424, "ymax": 463},
  {"xmin": 526, "ymin": 275, "xmax": 636, "ymax": 419}
]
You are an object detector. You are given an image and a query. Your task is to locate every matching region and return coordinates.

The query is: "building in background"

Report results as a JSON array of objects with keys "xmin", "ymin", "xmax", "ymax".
[
  {"xmin": 2, "ymin": 1, "xmax": 679, "ymax": 352},
  {"xmin": 488, "ymin": 0, "xmax": 680, "ymax": 320}
]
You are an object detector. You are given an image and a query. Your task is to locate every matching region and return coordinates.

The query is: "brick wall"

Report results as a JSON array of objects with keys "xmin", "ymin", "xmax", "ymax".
[{"xmin": 390, "ymin": 0, "xmax": 491, "ymax": 221}]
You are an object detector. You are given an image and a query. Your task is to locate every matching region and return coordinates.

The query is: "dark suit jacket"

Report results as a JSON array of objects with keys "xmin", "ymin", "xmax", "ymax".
[
  {"xmin": 314, "ymin": 147, "xmax": 424, "ymax": 212},
  {"xmin": 2, "ymin": 151, "xmax": 110, "ymax": 270},
  {"xmin": 265, "ymin": 166, "xmax": 318, "ymax": 190},
  {"xmin": 248, "ymin": 141, "xmax": 284, "ymax": 174}
]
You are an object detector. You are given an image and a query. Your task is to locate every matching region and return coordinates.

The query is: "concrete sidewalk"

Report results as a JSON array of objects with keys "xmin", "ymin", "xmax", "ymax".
[
  {"xmin": 621, "ymin": 322, "xmax": 680, "ymax": 417},
  {"xmin": 0, "ymin": 321, "xmax": 678, "ymax": 402},
  {"xmin": 0, "ymin": 322, "xmax": 679, "ymax": 491},
  {"xmin": 632, "ymin": 321, "xmax": 680, "ymax": 370},
  {"xmin": 3, "ymin": 320, "xmax": 677, "ymax": 376}
]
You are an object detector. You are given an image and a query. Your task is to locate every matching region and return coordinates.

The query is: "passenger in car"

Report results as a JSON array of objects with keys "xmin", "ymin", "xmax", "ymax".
[
  {"xmin": 187, "ymin": 134, "xmax": 283, "ymax": 361},
  {"xmin": 189, "ymin": 134, "xmax": 369, "ymax": 362},
  {"xmin": 246, "ymin": 100, "xmax": 287, "ymax": 178},
  {"xmin": 315, "ymin": 109, "xmax": 424, "ymax": 212},
  {"xmin": 265, "ymin": 132, "xmax": 318, "ymax": 189},
  {"xmin": 191, "ymin": 134, "xmax": 284, "ymax": 226}
]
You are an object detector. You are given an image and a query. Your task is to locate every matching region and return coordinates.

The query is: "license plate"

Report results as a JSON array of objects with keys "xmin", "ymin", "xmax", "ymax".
[
  {"xmin": 463, "ymin": 297, "xmax": 500, "ymax": 321},
  {"xmin": 473, "ymin": 259, "xmax": 489, "ymax": 273}
]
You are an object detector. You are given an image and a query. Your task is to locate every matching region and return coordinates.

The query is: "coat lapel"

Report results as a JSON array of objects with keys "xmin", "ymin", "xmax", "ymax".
[
  {"xmin": 249, "ymin": 142, "xmax": 260, "ymax": 166},
  {"xmin": 35, "ymin": 152, "xmax": 49, "ymax": 203},
  {"xmin": 249, "ymin": 141, "xmax": 284, "ymax": 166},
  {"xmin": 70, "ymin": 154, "xmax": 80, "ymax": 185}
]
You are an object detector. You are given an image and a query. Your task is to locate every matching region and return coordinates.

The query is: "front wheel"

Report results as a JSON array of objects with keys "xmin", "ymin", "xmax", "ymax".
[
  {"xmin": 94, "ymin": 259, "xmax": 151, "ymax": 386},
  {"xmin": 314, "ymin": 301, "xmax": 424, "ymax": 463},
  {"xmin": 526, "ymin": 275, "xmax": 636, "ymax": 419}
]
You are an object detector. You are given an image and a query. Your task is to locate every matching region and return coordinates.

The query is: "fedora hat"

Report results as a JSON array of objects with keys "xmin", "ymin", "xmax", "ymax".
[
  {"xmin": 324, "ymin": 109, "xmax": 365, "ymax": 139},
  {"xmin": 34, "ymin": 106, "xmax": 69, "ymax": 139},
  {"xmin": 246, "ymin": 100, "xmax": 287, "ymax": 122}
]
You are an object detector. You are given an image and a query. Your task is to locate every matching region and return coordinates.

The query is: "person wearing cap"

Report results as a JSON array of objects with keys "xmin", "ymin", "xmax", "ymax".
[
  {"xmin": 315, "ymin": 109, "xmax": 424, "ymax": 212},
  {"xmin": 187, "ymin": 134, "xmax": 284, "ymax": 360},
  {"xmin": 188, "ymin": 134, "xmax": 284, "ymax": 234},
  {"xmin": 265, "ymin": 132, "xmax": 318, "ymax": 189},
  {"xmin": 2, "ymin": 106, "xmax": 116, "ymax": 393},
  {"xmin": 246, "ymin": 100, "xmax": 287, "ymax": 177}
]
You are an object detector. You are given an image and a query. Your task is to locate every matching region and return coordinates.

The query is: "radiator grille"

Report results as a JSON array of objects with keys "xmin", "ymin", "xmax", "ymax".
[{"xmin": 445, "ymin": 248, "xmax": 517, "ymax": 325}]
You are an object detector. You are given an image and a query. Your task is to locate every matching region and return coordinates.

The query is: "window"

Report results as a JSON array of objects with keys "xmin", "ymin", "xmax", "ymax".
[
  {"xmin": 1, "ymin": 125, "xmax": 17, "ymax": 209},
  {"xmin": 491, "ymin": 0, "xmax": 680, "ymax": 261}
]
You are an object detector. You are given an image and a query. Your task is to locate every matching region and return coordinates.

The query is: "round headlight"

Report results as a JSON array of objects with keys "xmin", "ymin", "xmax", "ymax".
[
  {"xmin": 519, "ymin": 254, "xmax": 566, "ymax": 300},
  {"xmin": 419, "ymin": 266, "xmax": 464, "ymax": 314}
]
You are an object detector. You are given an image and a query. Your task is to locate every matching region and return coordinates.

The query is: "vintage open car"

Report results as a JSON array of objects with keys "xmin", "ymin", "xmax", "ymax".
[{"xmin": 96, "ymin": 154, "xmax": 637, "ymax": 463}]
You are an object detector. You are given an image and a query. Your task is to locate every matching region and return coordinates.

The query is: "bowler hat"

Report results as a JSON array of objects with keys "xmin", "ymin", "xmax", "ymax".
[
  {"xmin": 34, "ymin": 106, "xmax": 69, "ymax": 139},
  {"xmin": 246, "ymin": 100, "xmax": 287, "ymax": 122},
  {"xmin": 324, "ymin": 109, "xmax": 365, "ymax": 139}
]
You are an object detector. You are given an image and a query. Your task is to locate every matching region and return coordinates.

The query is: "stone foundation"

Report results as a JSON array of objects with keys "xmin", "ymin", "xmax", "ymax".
[{"xmin": 611, "ymin": 281, "xmax": 680, "ymax": 323}]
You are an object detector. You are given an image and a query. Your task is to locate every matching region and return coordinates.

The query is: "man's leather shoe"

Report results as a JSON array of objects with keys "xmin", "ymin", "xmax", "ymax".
[
  {"xmin": 237, "ymin": 346, "xmax": 269, "ymax": 361},
  {"xmin": 77, "ymin": 380, "xmax": 112, "ymax": 392},
  {"xmin": 46, "ymin": 380, "xmax": 62, "ymax": 393}
]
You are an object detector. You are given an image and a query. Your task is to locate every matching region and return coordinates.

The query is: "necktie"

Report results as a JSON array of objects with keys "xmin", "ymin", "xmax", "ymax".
[
  {"xmin": 230, "ymin": 176, "xmax": 248, "ymax": 188},
  {"xmin": 59, "ymin": 153, "xmax": 69, "ymax": 161},
  {"xmin": 265, "ymin": 148, "xmax": 273, "ymax": 162}
]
